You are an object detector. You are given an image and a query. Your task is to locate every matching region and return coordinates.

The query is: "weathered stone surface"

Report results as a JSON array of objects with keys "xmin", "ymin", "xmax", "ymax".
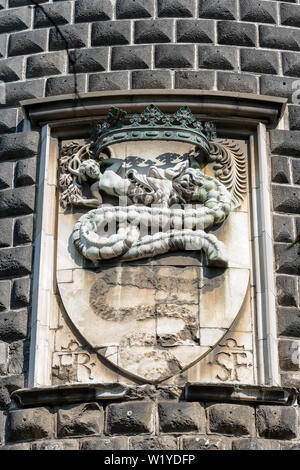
[
  {"xmin": 69, "ymin": 48, "xmax": 108, "ymax": 74},
  {"xmin": 5, "ymin": 79, "xmax": 45, "ymax": 106},
  {"xmin": 14, "ymin": 215, "xmax": 34, "ymax": 245},
  {"xmin": 273, "ymin": 215, "xmax": 294, "ymax": 243},
  {"xmin": 278, "ymin": 307, "xmax": 300, "ymax": 338},
  {"xmin": 182, "ymin": 436, "xmax": 230, "ymax": 450},
  {"xmin": 158, "ymin": 402, "xmax": 204, "ymax": 433},
  {"xmin": 0, "ymin": 443, "xmax": 30, "ymax": 450},
  {"xmin": 8, "ymin": 29, "xmax": 47, "ymax": 57},
  {"xmin": 260, "ymin": 75, "xmax": 298, "ymax": 103},
  {"xmin": 275, "ymin": 244, "xmax": 300, "ymax": 276},
  {"xmin": 0, "ymin": 57, "xmax": 23, "ymax": 83},
  {"xmin": 92, "ymin": 21, "xmax": 131, "ymax": 47},
  {"xmin": 217, "ymin": 71, "xmax": 258, "ymax": 93},
  {"xmin": 175, "ymin": 70, "xmax": 215, "ymax": 90},
  {"xmin": 289, "ymin": 106, "xmax": 300, "ymax": 131},
  {"xmin": 0, "ymin": 218, "xmax": 13, "ymax": 248},
  {"xmin": 198, "ymin": 45, "xmax": 237, "ymax": 70},
  {"xmin": 281, "ymin": 3, "xmax": 300, "ymax": 28},
  {"xmin": 279, "ymin": 339, "xmax": 300, "ymax": 371},
  {"xmin": 135, "ymin": 19, "xmax": 173, "ymax": 44},
  {"xmin": 199, "ymin": 0, "xmax": 237, "ymax": 20},
  {"xmin": 218, "ymin": 21, "xmax": 256, "ymax": 47},
  {"xmin": 49, "ymin": 24, "xmax": 88, "ymax": 51},
  {"xmin": 45, "ymin": 75, "xmax": 86, "ymax": 97},
  {"xmin": 0, "ymin": 246, "xmax": 32, "ymax": 278},
  {"xmin": 0, "ymin": 132, "xmax": 39, "ymax": 161},
  {"xmin": 0, "ymin": 34, "xmax": 7, "ymax": 58},
  {"xmin": 0, "ymin": 187, "xmax": 35, "ymax": 218},
  {"xmin": 111, "ymin": 45, "xmax": 152, "ymax": 70},
  {"xmin": 81, "ymin": 437, "xmax": 128, "ymax": 450},
  {"xmin": 0, "ymin": 280, "xmax": 10, "ymax": 311},
  {"xmin": 0, "ymin": 341, "xmax": 8, "ymax": 375},
  {"xmin": 132, "ymin": 70, "xmax": 172, "ymax": 89},
  {"xmin": 272, "ymin": 186, "xmax": 300, "ymax": 215},
  {"xmin": 31, "ymin": 440, "xmax": 79, "ymax": 450},
  {"xmin": 15, "ymin": 158, "xmax": 36, "ymax": 186},
  {"xmin": 241, "ymin": 48, "xmax": 279, "ymax": 74},
  {"xmin": 271, "ymin": 156, "xmax": 291, "ymax": 184},
  {"xmin": 260, "ymin": 25, "xmax": 300, "ymax": 51},
  {"xmin": 0, "ymin": 386, "xmax": 10, "ymax": 409},
  {"xmin": 75, "ymin": 0, "xmax": 112, "ymax": 23},
  {"xmin": 270, "ymin": 130, "xmax": 300, "ymax": 156},
  {"xmin": 276, "ymin": 275, "xmax": 298, "ymax": 307},
  {"xmin": 107, "ymin": 401, "xmax": 154, "ymax": 434},
  {"xmin": 12, "ymin": 277, "xmax": 31, "ymax": 308},
  {"xmin": 256, "ymin": 406, "xmax": 297, "ymax": 439},
  {"xmin": 57, "ymin": 403, "xmax": 104, "ymax": 437},
  {"xmin": 177, "ymin": 19, "xmax": 214, "ymax": 43},
  {"xmin": 282, "ymin": 52, "xmax": 300, "ymax": 77},
  {"xmin": 0, "ymin": 162, "xmax": 13, "ymax": 189},
  {"xmin": 130, "ymin": 436, "xmax": 177, "ymax": 450},
  {"xmin": 89, "ymin": 72, "xmax": 129, "ymax": 92},
  {"xmin": 292, "ymin": 160, "xmax": 300, "ymax": 185},
  {"xmin": 8, "ymin": 408, "xmax": 53, "ymax": 442},
  {"xmin": 0, "ymin": 7, "xmax": 31, "ymax": 34},
  {"xmin": 208, "ymin": 404, "xmax": 254, "ymax": 436},
  {"xmin": 34, "ymin": 1, "xmax": 71, "ymax": 28},
  {"xmin": 116, "ymin": 0, "xmax": 154, "ymax": 19},
  {"xmin": 280, "ymin": 442, "xmax": 300, "ymax": 451},
  {"xmin": 0, "ymin": 109, "xmax": 17, "ymax": 135},
  {"xmin": 157, "ymin": 0, "xmax": 195, "ymax": 18},
  {"xmin": 0, "ymin": 310, "xmax": 28, "ymax": 342},
  {"xmin": 240, "ymin": 0, "xmax": 277, "ymax": 24},
  {"xmin": 232, "ymin": 438, "xmax": 280, "ymax": 450},
  {"xmin": 155, "ymin": 44, "xmax": 195, "ymax": 69},
  {"xmin": 7, "ymin": 340, "xmax": 28, "ymax": 376},
  {"xmin": 9, "ymin": 0, "xmax": 47, "ymax": 5},
  {"xmin": 0, "ymin": 375, "xmax": 24, "ymax": 409},
  {"xmin": 0, "ymin": 411, "xmax": 5, "ymax": 445},
  {"xmin": 27, "ymin": 52, "xmax": 66, "ymax": 79}
]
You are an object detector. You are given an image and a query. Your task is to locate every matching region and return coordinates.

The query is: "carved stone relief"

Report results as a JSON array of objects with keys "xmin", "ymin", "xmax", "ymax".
[{"xmin": 53, "ymin": 105, "xmax": 253, "ymax": 385}]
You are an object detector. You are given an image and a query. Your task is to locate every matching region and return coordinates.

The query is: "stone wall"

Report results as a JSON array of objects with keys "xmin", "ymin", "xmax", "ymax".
[{"xmin": 0, "ymin": 0, "xmax": 300, "ymax": 450}]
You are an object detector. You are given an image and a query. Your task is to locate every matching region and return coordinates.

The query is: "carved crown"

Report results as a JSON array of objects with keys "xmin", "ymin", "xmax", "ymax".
[{"xmin": 91, "ymin": 105, "xmax": 216, "ymax": 158}]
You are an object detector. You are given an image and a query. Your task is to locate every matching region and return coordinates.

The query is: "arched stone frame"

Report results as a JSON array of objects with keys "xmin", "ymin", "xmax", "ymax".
[{"xmin": 20, "ymin": 90, "xmax": 286, "ymax": 391}]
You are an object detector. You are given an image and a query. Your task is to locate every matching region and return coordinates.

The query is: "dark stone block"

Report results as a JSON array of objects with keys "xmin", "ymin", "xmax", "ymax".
[
  {"xmin": 46, "ymin": 75, "xmax": 86, "ymax": 97},
  {"xmin": 92, "ymin": 21, "xmax": 131, "ymax": 47},
  {"xmin": 199, "ymin": 0, "xmax": 237, "ymax": 20},
  {"xmin": 0, "ymin": 280, "xmax": 10, "ymax": 311},
  {"xmin": 15, "ymin": 157, "xmax": 36, "ymax": 186},
  {"xmin": 260, "ymin": 25, "xmax": 300, "ymax": 52},
  {"xmin": 217, "ymin": 71, "xmax": 258, "ymax": 93},
  {"xmin": 257, "ymin": 406, "xmax": 297, "ymax": 439},
  {"xmin": 272, "ymin": 185, "xmax": 300, "ymax": 214},
  {"xmin": 0, "ymin": 245, "xmax": 32, "ymax": 279},
  {"xmin": 260, "ymin": 75, "xmax": 298, "ymax": 103},
  {"xmin": 31, "ymin": 440, "xmax": 79, "ymax": 450},
  {"xmin": 218, "ymin": 21, "xmax": 256, "ymax": 47},
  {"xmin": 175, "ymin": 70, "xmax": 215, "ymax": 89},
  {"xmin": 0, "ymin": 34, "xmax": 7, "ymax": 58},
  {"xmin": 75, "ymin": 0, "xmax": 113, "ymax": 23},
  {"xmin": 240, "ymin": 0, "xmax": 277, "ymax": 24},
  {"xmin": 107, "ymin": 401, "xmax": 154, "ymax": 434},
  {"xmin": 69, "ymin": 48, "xmax": 108, "ymax": 74},
  {"xmin": 8, "ymin": 29, "xmax": 47, "ymax": 57},
  {"xmin": 271, "ymin": 156, "xmax": 291, "ymax": 184},
  {"xmin": 0, "ymin": 186, "xmax": 35, "ymax": 217},
  {"xmin": 232, "ymin": 438, "xmax": 280, "ymax": 450},
  {"xmin": 9, "ymin": 0, "xmax": 47, "ymax": 5},
  {"xmin": 240, "ymin": 48, "xmax": 279, "ymax": 74},
  {"xmin": 279, "ymin": 339, "xmax": 300, "ymax": 371},
  {"xmin": 81, "ymin": 437, "xmax": 128, "ymax": 450},
  {"xmin": 12, "ymin": 277, "xmax": 31, "ymax": 308},
  {"xmin": 27, "ymin": 51, "xmax": 66, "ymax": 79},
  {"xmin": 177, "ymin": 19, "xmax": 214, "ymax": 44},
  {"xmin": 130, "ymin": 436, "xmax": 177, "ymax": 450},
  {"xmin": 198, "ymin": 45, "xmax": 237, "ymax": 70},
  {"xmin": 208, "ymin": 404, "xmax": 254, "ymax": 435},
  {"xmin": 0, "ymin": 218, "xmax": 13, "ymax": 248},
  {"xmin": 8, "ymin": 408, "xmax": 53, "ymax": 442},
  {"xmin": 57, "ymin": 403, "xmax": 104, "ymax": 437},
  {"xmin": 289, "ymin": 106, "xmax": 300, "ymax": 131},
  {"xmin": 275, "ymin": 243, "xmax": 300, "ymax": 275},
  {"xmin": 89, "ymin": 72, "xmax": 129, "ymax": 92},
  {"xmin": 280, "ymin": 3, "xmax": 300, "ymax": 28},
  {"xmin": 157, "ymin": 0, "xmax": 195, "ymax": 18},
  {"xmin": 273, "ymin": 216, "xmax": 294, "ymax": 243},
  {"xmin": 0, "ymin": 6, "xmax": 31, "ymax": 33},
  {"xmin": 158, "ymin": 402, "xmax": 204, "ymax": 433},
  {"xmin": 0, "ymin": 162, "xmax": 13, "ymax": 189},
  {"xmin": 278, "ymin": 307, "xmax": 300, "ymax": 337},
  {"xmin": 292, "ymin": 159, "xmax": 300, "ymax": 185},
  {"xmin": 182, "ymin": 436, "xmax": 229, "ymax": 450},
  {"xmin": 0, "ymin": 109, "xmax": 17, "ymax": 135},
  {"xmin": 135, "ymin": 19, "xmax": 173, "ymax": 44},
  {"xmin": 282, "ymin": 52, "xmax": 300, "ymax": 77},
  {"xmin": 111, "ymin": 45, "xmax": 152, "ymax": 70},
  {"xmin": 34, "ymin": 1, "xmax": 72, "ymax": 28},
  {"xmin": 0, "ymin": 310, "xmax": 28, "ymax": 342},
  {"xmin": 0, "ymin": 443, "xmax": 31, "ymax": 450},
  {"xmin": 49, "ymin": 24, "xmax": 88, "ymax": 51},
  {"xmin": 0, "ymin": 57, "xmax": 23, "ymax": 83},
  {"xmin": 116, "ymin": 0, "xmax": 154, "ymax": 19},
  {"xmin": 132, "ymin": 70, "xmax": 172, "ymax": 89},
  {"xmin": 0, "ymin": 132, "xmax": 39, "ymax": 161},
  {"xmin": 270, "ymin": 130, "xmax": 300, "ymax": 156},
  {"xmin": 155, "ymin": 44, "xmax": 195, "ymax": 69},
  {"xmin": 5, "ymin": 79, "xmax": 45, "ymax": 106},
  {"xmin": 8, "ymin": 339, "xmax": 28, "ymax": 376}
]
